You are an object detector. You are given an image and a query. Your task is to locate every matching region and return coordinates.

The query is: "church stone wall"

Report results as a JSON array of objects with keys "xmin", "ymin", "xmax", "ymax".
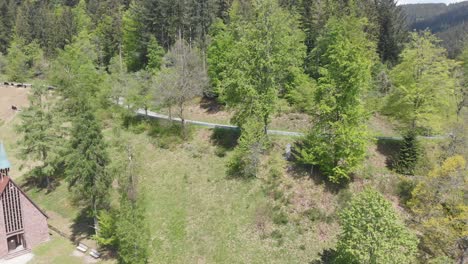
[
  {"xmin": 0, "ymin": 198, "xmax": 8, "ymax": 258},
  {"xmin": 20, "ymin": 192, "xmax": 49, "ymax": 249}
]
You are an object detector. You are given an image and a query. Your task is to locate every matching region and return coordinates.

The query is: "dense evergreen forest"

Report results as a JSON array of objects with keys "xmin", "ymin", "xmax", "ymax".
[
  {"xmin": 403, "ymin": 1, "xmax": 468, "ymax": 57},
  {"xmin": 0, "ymin": 0, "xmax": 467, "ymax": 263}
]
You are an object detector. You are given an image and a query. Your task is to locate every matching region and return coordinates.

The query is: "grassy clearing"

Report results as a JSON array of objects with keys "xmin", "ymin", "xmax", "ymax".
[
  {"xmin": 31, "ymin": 234, "xmax": 83, "ymax": 264},
  {"xmin": 1, "ymin": 111, "xmax": 404, "ymax": 263},
  {"xmin": 32, "ymin": 233, "xmax": 114, "ymax": 264},
  {"xmin": 105, "ymin": 120, "xmax": 337, "ymax": 263}
]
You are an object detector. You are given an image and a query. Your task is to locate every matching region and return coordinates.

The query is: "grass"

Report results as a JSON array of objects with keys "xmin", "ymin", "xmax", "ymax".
[
  {"xmin": 31, "ymin": 233, "xmax": 114, "ymax": 264},
  {"xmin": 106, "ymin": 121, "xmax": 335, "ymax": 263},
  {"xmin": 1, "ymin": 114, "xmax": 337, "ymax": 263},
  {"xmin": 31, "ymin": 234, "xmax": 83, "ymax": 264}
]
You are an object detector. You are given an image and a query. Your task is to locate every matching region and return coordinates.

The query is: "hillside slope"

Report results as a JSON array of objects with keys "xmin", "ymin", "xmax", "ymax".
[{"xmin": 402, "ymin": 1, "xmax": 468, "ymax": 57}]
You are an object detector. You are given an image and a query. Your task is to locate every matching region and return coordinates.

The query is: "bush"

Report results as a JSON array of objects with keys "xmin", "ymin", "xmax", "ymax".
[
  {"xmin": 396, "ymin": 176, "xmax": 416, "ymax": 205},
  {"xmin": 227, "ymin": 119, "xmax": 266, "ymax": 178},
  {"xmin": 272, "ymin": 210, "xmax": 288, "ymax": 225}
]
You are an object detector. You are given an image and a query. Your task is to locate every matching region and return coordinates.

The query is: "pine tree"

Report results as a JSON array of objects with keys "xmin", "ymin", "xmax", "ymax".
[
  {"xmin": 395, "ymin": 131, "xmax": 420, "ymax": 175},
  {"xmin": 16, "ymin": 85, "xmax": 65, "ymax": 190},
  {"xmin": 65, "ymin": 107, "xmax": 111, "ymax": 233},
  {"xmin": 373, "ymin": 0, "xmax": 408, "ymax": 65},
  {"xmin": 5, "ymin": 35, "xmax": 44, "ymax": 82}
]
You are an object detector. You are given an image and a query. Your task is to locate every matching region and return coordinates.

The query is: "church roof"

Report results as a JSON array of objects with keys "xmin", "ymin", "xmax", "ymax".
[
  {"xmin": 0, "ymin": 143, "xmax": 48, "ymax": 218},
  {"xmin": 0, "ymin": 143, "xmax": 11, "ymax": 170}
]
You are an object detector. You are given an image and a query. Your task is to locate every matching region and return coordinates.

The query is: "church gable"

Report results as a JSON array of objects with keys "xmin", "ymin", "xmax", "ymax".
[{"xmin": 1, "ymin": 181, "xmax": 24, "ymax": 235}]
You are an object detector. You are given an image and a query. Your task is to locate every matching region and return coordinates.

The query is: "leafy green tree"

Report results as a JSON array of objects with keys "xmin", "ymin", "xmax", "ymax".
[
  {"xmin": 16, "ymin": 85, "xmax": 65, "ymax": 190},
  {"xmin": 126, "ymin": 70, "xmax": 155, "ymax": 116},
  {"xmin": 211, "ymin": 0, "xmax": 306, "ymax": 133},
  {"xmin": 408, "ymin": 156, "xmax": 467, "ymax": 263},
  {"xmin": 65, "ymin": 107, "xmax": 112, "ymax": 232},
  {"xmin": 385, "ymin": 32, "xmax": 457, "ymax": 174},
  {"xmin": 108, "ymin": 55, "xmax": 134, "ymax": 104},
  {"xmin": 5, "ymin": 36, "xmax": 44, "ymax": 82},
  {"xmin": 95, "ymin": 13, "xmax": 123, "ymax": 66},
  {"xmin": 336, "ymin": 188, "xmax": 418, "ymax": 264},
  {"xmin": 146, "ymin": 35, "xmax": 165, "ymax": 73},
  {"xmin": 457, "ymin": 44, "xmax": 468, "ymax": 118},
  {"xmin": 386, "ymin": 31, "xmax": 457, "ymax": 133},
  {"xmin": 295, "ymin": 16, "xmax": 374, "ymax": 183},
  {"xmin": 49, "ymin": 31, "xmax": 105, "ymax": 115}
]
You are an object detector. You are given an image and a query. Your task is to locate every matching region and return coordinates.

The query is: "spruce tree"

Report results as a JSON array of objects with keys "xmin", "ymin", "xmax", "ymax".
[
  {"xmin": 395, "ymin": 131, "xmax": 420, "ymax": 175},
  {"xmin": 65, "ymin": 107, "xmax": 111, "ymax": 232}
]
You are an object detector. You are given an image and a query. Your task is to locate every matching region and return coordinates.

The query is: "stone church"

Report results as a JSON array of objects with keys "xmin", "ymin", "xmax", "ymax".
[{"xmin": 0, "ymin": 143, "xmax": 49, "ymax": 259}]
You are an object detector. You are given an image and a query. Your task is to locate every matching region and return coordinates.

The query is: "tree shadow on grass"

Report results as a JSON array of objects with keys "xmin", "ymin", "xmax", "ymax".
[
  {"xmin": 287, "ymin": 164, "xmax": 348, "ymax": 194},
  {"xmin": 70, "ymin": 207, "xmax": 94, "ymax": 243},
  {"xmin": 200, "ymin": 97, "xmax": 225, "ymax": 114},
  {"xmin": 309, "ymin": 248, "xmax": 338, "ymax": 264},
  {"xmin": 210, "ymin": 127, "xmax": 240, "ymax": 150},
  {"xmin": 376, "ymin": 138, "xmax": 401, "ymax": 170}
]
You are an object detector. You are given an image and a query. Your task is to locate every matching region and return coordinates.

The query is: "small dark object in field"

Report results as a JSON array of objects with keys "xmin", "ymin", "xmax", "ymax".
[{"xmin": 11, "ymin": 106, "xmax": 17, "ymax": 111}]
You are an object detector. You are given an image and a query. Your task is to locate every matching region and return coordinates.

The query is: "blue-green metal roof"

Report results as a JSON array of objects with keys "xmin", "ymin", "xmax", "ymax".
[{"xmin": 0, "ymin": 143, "xmax": 11, "ymax": 170}]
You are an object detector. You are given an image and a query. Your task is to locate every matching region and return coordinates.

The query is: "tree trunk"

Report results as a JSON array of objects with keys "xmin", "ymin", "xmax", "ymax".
[{"xmin": 93, "ymin": 198, "xmax": 99, "ymax": 235}]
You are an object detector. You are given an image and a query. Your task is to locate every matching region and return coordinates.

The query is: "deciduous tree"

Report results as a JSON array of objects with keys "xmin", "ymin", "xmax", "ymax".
[
  {"xmin": 336, "ymin": 188, "xmax": 418, "ymax": 264},
  {"xmin": 295, "ymin": 16, "xmax": 374, "ymax": 183}
]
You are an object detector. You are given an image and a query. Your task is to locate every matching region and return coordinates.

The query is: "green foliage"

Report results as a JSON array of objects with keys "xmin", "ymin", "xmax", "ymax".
[
  {"xmin": 5, "ymin": 35, "xmax": 44, "ymax": 82},
  {"xmin": 209, "ymin": 0, "xmax": 306, "ymax": 131},
  {"xmin": 284, "ymin": 67, "xmax": 317, "ymax": 113},
  {"xmin": 16, "ymin": 84, "xmax": 65, "ymax": 189},
  {"xmin": 373, "ymin": 0, "xmax": 408, "ymax": 65},
  {"xmin": 94, "ymin": 210, "xmax": 117, "ymax": 248},
  {"xmin": 116, "ymin": 197, "xmax": 150, "ymax": 264},
  {"xmin": 408, "ymin": 156, "xmax": 467, "ymax": 262},
  {"xmin": 65, "ymin": 107, "xmax": 111, "ymax": 228},
  {"xmin": 49, "ymin": 31, "xmax": 105, "ymax": 115},
  {"xmin": 207, "ymin": 18, "xmax": 233, "ymax": 99},
  {"xmin": 156, "ymin": 37, "xmax": 207, "ymax": 136},
  {"xmin": 146, "ymin": 36, "xmax": 164, "ymax": 73},
  {"xmin": 394, "ymin": 131, "xmax": 421, "ymax": 175},
  {"xmin": 335, "ymin": 188, "xmax": 418, "ymax": 264},
  {"xmin": 385, "ymin": 31, "xmax": 457, "ymax": 133},
  {"xmin": 227, "ymin": 118, "xmax": 266, "ymax": 178},
  {"xmin": 295, "ymin": 16, "xmax": 374, "ymax": 183},
  {"xmin": 0, "ymin": 0, "xmax": 16, "ymax": 53},
  {"xmin": 122, "ymin": 4, "xmax": 146, "ymax": 72},
  {"xmin": 95, "ymin": 12, "xmax": 123, "ymax": 66}
]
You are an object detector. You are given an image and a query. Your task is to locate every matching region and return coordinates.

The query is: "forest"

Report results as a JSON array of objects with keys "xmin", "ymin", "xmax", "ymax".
[
  {"xmin": 403, "ymin": 1, "xmax": 468, "ymax": 58},
  {"xmin": 0, "ymin": 0, "xmax": 467, "ymax": 263}
]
